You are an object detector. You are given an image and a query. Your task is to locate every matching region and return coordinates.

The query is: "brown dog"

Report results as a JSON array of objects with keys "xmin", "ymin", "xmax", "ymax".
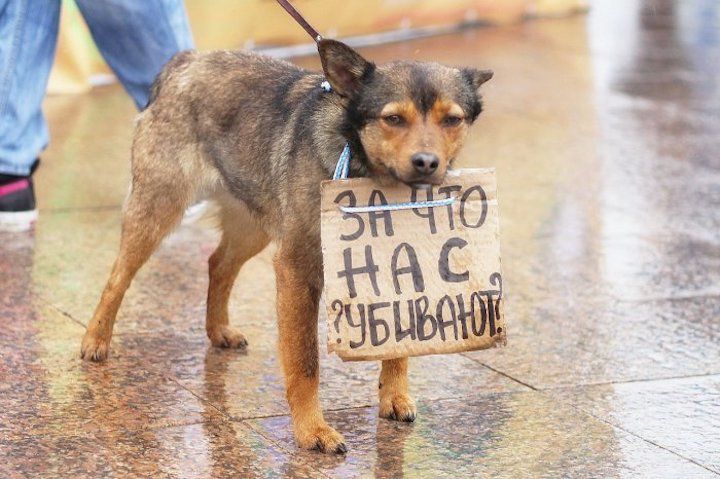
[{"xmin": 80, "ymin": 39, "xmax": 492, "ymax": 453}]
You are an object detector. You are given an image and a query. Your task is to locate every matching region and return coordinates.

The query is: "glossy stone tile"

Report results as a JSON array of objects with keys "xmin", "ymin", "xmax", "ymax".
[
  {"xmin": 316, "ymin": 307, "xmax": 527, "ymax": 397},
  {"xmin": 1, "ymin": 230, "xmax": 38, "ymax": 316},
  {"xmin": 0, "ymin": 421, "xmax": 324, "ymax": 479},
  {"xmin": 10, "ymin": 209, "xmax": 279, "ymax": 336},
  {"xmin": 37, "ymin": 87, "xmax": 136, "ymax": 211},
  {"xmin": 29, "ymin": 210, "xmax": 218, "ymax": 334},
  {"xmin": 249, "ymin": 392, "xmax": 716, "ymax": 478},
  {"xmin": 110, "ymin": 329, "xmax": 328, "ymax": 419},
  {"xmin": 111, "ymin": 322, "xmax": 523, "ymax": 420},
  {"xmin": 501, "ymin": 222, "xmax": 720, "ymax": 312},
  {"xmin": 553, "ymin": 375, "xmax": 720, "ymax": 474},
  {"xmin": 0, "ymin": 321, "xmax": 225, "ymax": 441},
  {"xmin": 466, "ymin": 294, "xmax": 720, "ymax": 388},
  {"xmin": 0, "ymin": 295, "xmax": 81, "ymax": 347}
]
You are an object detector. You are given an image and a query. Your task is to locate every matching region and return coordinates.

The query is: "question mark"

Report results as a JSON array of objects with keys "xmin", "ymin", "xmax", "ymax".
[{"xmin": 331, "ymin": 299, "xmax": 343, "ymax": 343}]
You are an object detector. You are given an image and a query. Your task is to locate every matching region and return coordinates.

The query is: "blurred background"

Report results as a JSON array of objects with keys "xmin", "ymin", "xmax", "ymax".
[{"xmin": 48, "ymin": 0, "xmax": 587, "ymax": 94}]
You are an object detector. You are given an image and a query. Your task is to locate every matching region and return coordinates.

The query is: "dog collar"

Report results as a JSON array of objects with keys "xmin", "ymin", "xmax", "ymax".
[{"xmin": 320, "ymin": 79, "xmax": 353, "ymax": 180}]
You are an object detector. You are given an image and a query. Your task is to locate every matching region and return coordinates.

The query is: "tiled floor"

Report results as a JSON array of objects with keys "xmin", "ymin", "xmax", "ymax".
[{"xmin": 2, "ymin": 0, "xmax": 719, "ymax": 477}]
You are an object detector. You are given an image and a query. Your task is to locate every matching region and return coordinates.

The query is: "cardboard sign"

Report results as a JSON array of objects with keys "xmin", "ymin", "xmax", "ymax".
[{"xmin": 321, "ymin": 168, "xmax": 505, "ymax": 361}]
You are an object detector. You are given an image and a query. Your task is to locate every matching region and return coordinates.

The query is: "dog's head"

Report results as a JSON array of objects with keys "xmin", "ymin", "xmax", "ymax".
[{"xmin": 319, "ymin": 39, "xmax": 492, "ymax": 186}]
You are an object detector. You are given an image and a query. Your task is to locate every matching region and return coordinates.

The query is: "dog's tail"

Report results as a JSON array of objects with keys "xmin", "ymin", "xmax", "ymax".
[{"xmin": 144, "ymin": 50, "xmax": 195, "ymax": 110}]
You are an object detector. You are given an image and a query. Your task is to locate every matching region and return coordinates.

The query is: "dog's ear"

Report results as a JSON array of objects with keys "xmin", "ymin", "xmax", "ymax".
[
  {"xmin": 461, "ymin": 68, "xmax": 493, "ymax": 121},
  {"xmin": 318, "ymin": 39, "xmax": 374, "ymax": 97},
  {"xmin": 462, "ymin": 68, "xmax": 494, "ymax": 92}
]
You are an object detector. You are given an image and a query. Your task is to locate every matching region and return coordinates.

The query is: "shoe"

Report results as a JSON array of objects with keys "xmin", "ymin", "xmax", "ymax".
[{"xmin": 0, "ymin": 177, "xmax": 38, "ymax": 232}]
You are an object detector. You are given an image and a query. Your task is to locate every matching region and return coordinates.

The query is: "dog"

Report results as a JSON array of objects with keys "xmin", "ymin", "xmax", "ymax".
[{"xmin": 80, "ymin": 39, "xmax": 492, "ymax": 453}]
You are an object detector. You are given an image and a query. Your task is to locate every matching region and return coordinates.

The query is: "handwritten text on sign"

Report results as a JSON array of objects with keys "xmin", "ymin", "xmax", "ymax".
[{"xmin": 320, "ymin": 169, "xmax": 505, "ymax": 361}]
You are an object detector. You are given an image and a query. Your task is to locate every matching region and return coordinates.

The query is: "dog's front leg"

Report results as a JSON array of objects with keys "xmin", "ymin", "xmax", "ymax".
[
  {"xmin": 379, "ymin": 358, "xmax": 417, "ymax": 422},
  {"xmin": 273, "ymin": 243, "xmax": 346, "ymax": 454}
]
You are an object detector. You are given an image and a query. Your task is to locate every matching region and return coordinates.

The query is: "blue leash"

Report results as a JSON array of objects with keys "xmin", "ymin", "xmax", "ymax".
[{"xmin": 323, "ymin": 81, "xmax": 456, "ymax": 213}]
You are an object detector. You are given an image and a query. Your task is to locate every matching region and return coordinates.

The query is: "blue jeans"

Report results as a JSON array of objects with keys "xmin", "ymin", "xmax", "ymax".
[{"xmin": 0, "ymin": 0, "xmax": 194, "ymax": 176}]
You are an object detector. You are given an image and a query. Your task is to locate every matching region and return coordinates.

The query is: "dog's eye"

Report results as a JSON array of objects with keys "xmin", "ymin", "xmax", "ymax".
[
  {"xmin": 442, "ymin": 115, "xmax": 463, "ymax": 127},
  {"xmin": 383, "ymin": 114, "xmax": 406, "ymax": 126}
]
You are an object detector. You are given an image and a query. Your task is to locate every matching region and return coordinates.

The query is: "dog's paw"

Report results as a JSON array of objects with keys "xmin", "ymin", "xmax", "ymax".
[
  {"xmin": 208, "ymin": 326, "xmax": 248, "ymax": 349},
  {"xmin": 296, "ymin": 424, "xmax": 347, "ymax": 454},
  {"xmin": 379, "ymin": 394, "xmax": 417, "ymax": 422},
  {"xmin": 80, "ymin": 333, "xmax": 110, "ymax": 362}
]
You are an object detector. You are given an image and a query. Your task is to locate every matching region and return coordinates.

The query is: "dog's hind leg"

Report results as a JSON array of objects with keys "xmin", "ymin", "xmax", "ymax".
[
  {"xmin": 206, "ymin": 198, "xmax": 269, "ymax": 348},
  {"xmin": 379, "ymin": 358, "xmax": 417, "ymax": 422},
  {"xmin": 81, "ymin": 138, "xmax": 195, "ymax": 361},
  {"xmin": 80, "ymin": 181, "xmax": 190, "ymax": 361}
]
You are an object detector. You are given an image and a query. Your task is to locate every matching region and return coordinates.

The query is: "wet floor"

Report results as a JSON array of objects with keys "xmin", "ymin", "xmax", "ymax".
[{"xmin": 2, "ymin": 0, "xmax": 720, "ymax": 477}]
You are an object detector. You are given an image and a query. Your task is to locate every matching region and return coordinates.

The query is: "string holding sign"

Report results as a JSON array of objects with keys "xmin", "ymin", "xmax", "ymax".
[
  {"xmin": 339, "ymin": 197, "xmax": 456, "ymax": 214},
  {"xmin": 332, "ymin": 139, "xmax": 457, "ymax": 213}
]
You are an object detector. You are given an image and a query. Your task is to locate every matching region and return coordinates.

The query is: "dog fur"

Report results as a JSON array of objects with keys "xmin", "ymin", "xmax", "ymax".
[{"xmin": 80, "ymin": 40, "xmax": 492, "ymax": 453}]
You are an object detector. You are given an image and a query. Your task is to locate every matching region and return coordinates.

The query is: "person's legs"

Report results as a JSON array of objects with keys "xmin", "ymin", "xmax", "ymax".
[
  {"xmin": 75, "ymin": 0, "xmax": 194, "ymax": 109},
  {"xmin": 0, "ymin": 0, "xmax": 60, "ymax": 230},
  {"xmin": 0, "ymin": 0, "xmax": 60, "ymax": 177}
]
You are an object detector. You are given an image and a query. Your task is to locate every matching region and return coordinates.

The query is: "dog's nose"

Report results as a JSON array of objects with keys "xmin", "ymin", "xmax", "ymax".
[{"xmin": 411, "ymin": 152, "xmax": 439, "ymax": 175}]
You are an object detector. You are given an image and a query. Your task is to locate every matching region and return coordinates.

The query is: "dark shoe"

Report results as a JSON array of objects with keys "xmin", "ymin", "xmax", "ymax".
[{"xmin": 0, "ymin": 176, "xmax": 38, "ymax": 232}]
